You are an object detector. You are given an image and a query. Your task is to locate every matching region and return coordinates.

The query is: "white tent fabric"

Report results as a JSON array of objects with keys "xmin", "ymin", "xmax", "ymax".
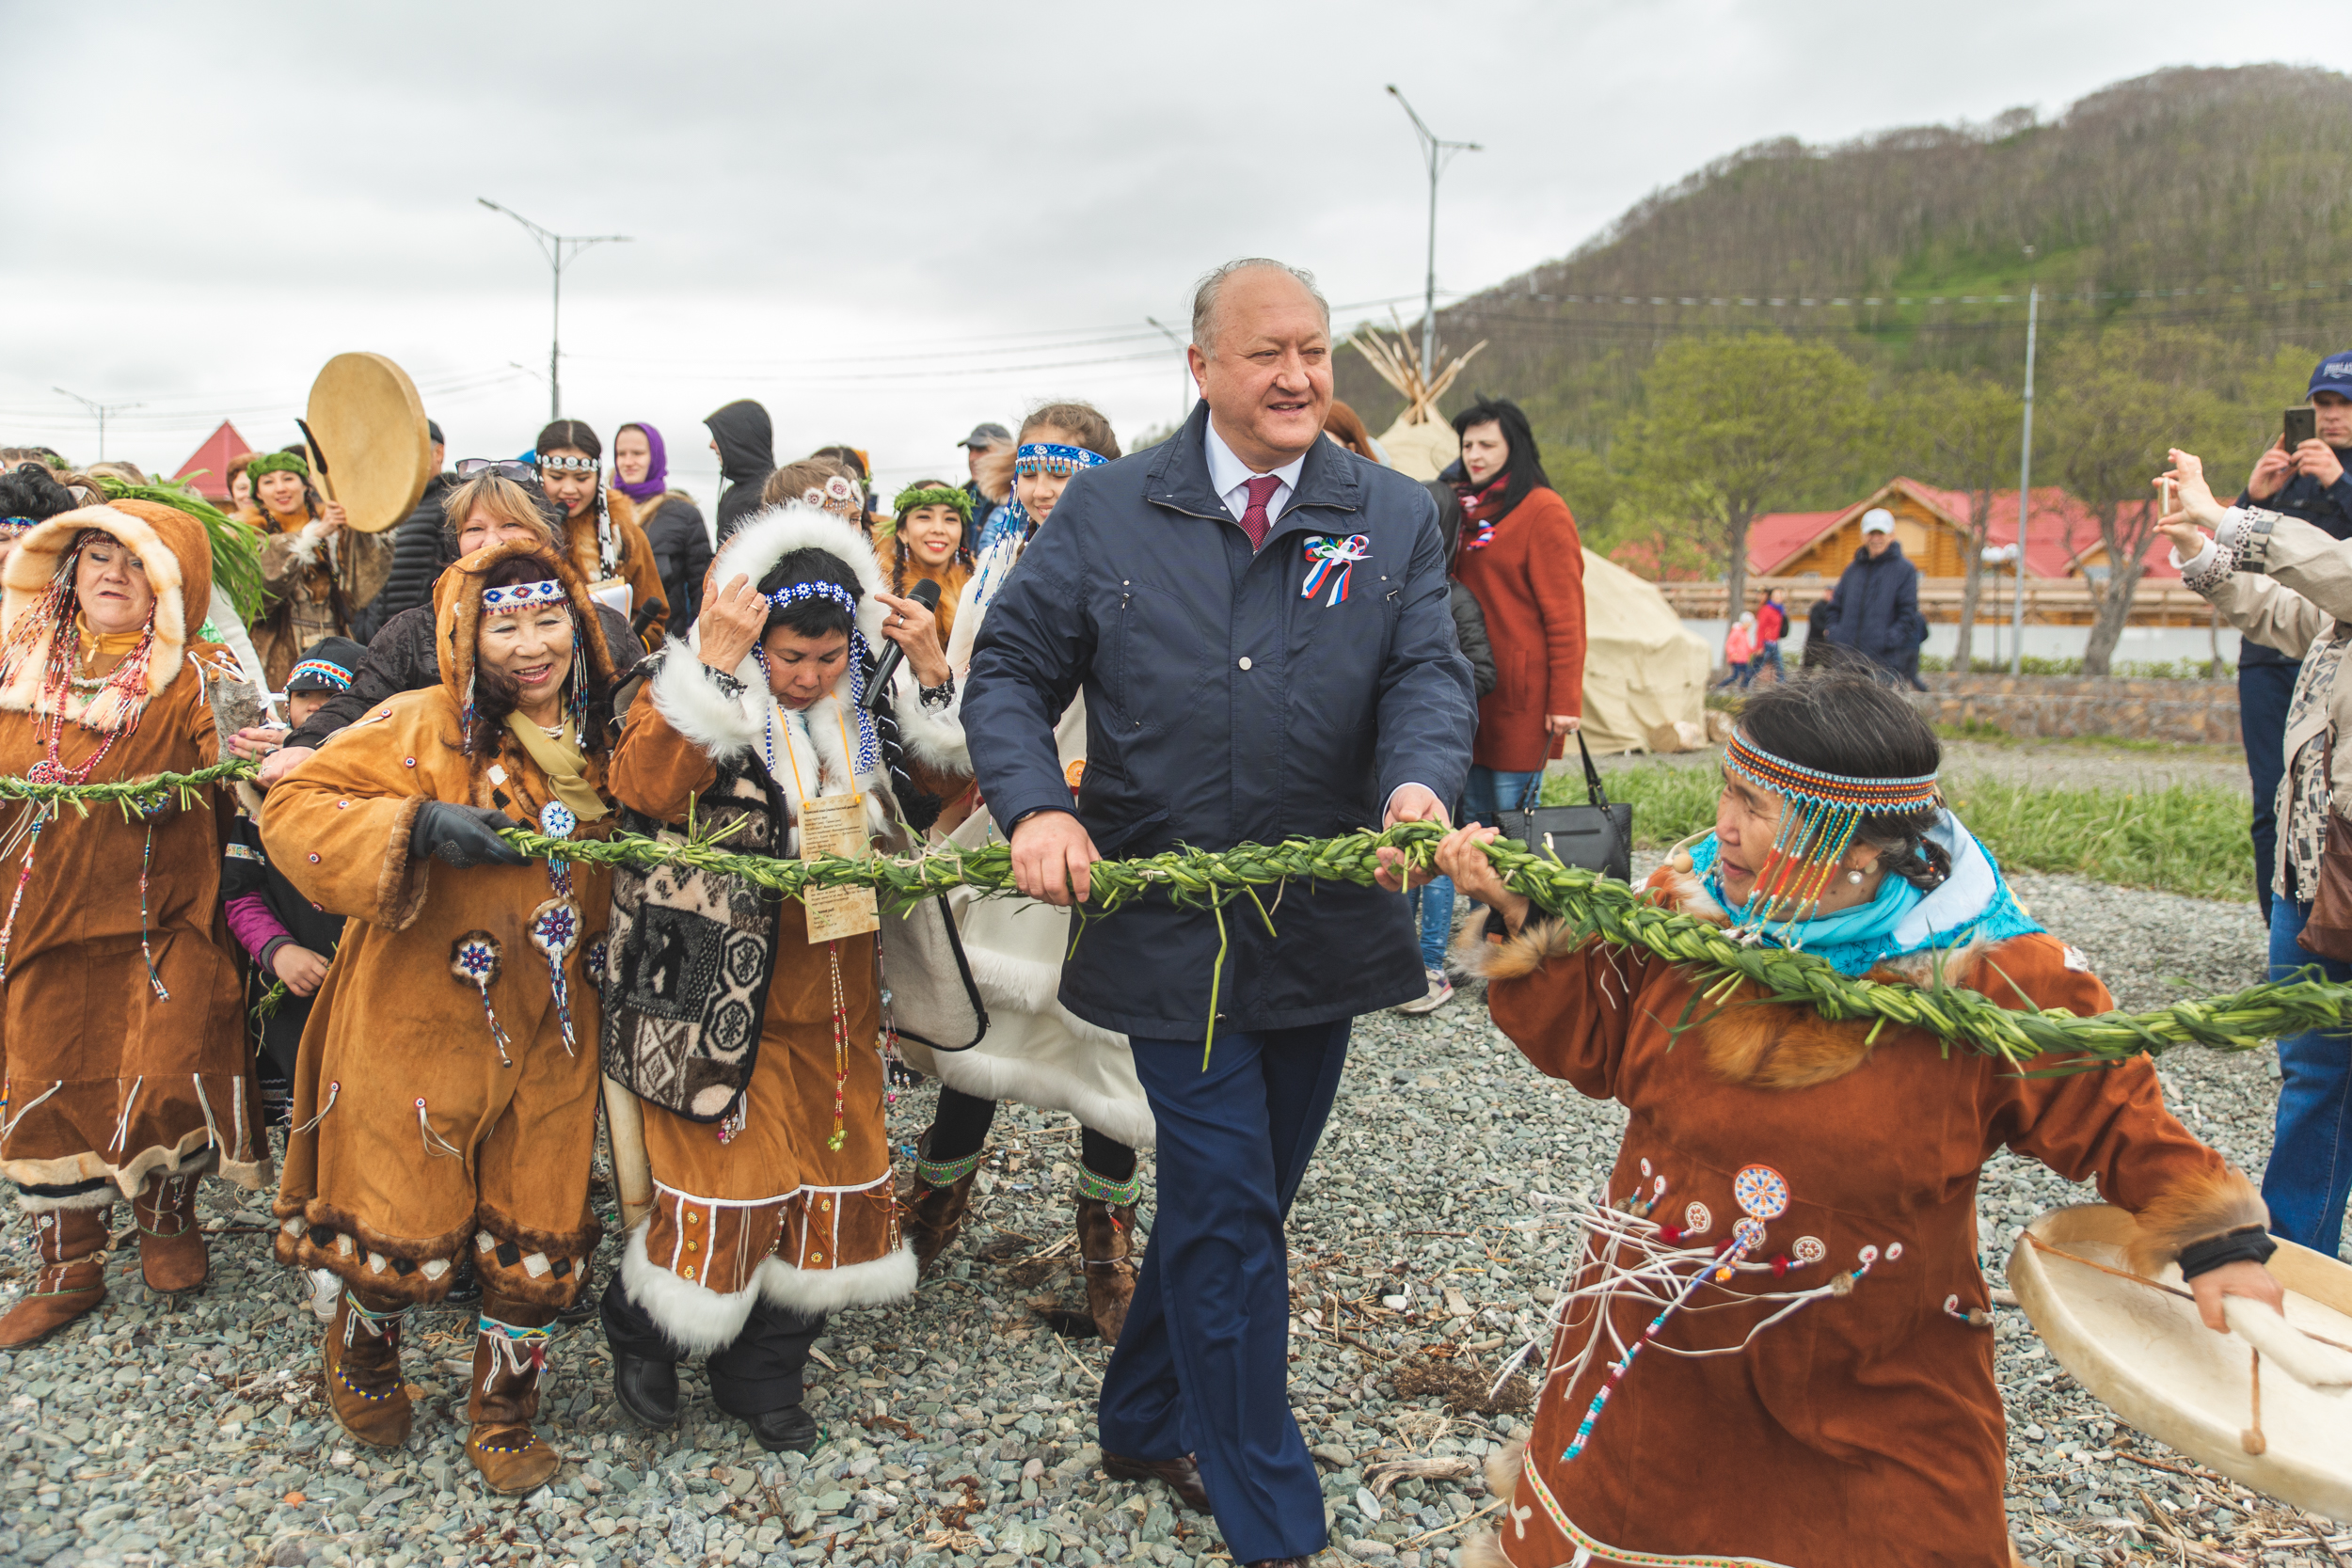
[
  {"xmin": 1577, "ymin": 548, "xmax": 1710, "ymax": 754},
  {"xmin": 1377, "ymin": 416, "xmax": 1459, "ymax": 482}
]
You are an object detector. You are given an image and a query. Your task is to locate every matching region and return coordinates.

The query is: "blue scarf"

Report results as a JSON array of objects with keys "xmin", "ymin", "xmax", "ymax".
[{"xmin": 1690, "ymin": 810, "xmax": 2043, "ymax": 976}]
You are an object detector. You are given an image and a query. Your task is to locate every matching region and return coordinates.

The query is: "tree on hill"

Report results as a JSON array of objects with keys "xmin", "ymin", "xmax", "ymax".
[
  {"xmin": 2042, "ymin": 329, "xmax": 2243, "ymax": 674},
  {"xmin": 1887, "ymin": 372, "xmax": 2019, "ymax": 671},
  {"xmin": 1615, "ymin": 334, "xmax": 1867, "ymax": 626}
]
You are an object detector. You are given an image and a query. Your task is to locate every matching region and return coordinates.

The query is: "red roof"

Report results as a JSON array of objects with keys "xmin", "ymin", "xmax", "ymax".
[
  {"xmin": 1745, "ymin": 479, "xmax": 2179, "ymax": 581},
  {"xmin": 171, "ymin": 421, "xmax": 253, "ymax": 503}
]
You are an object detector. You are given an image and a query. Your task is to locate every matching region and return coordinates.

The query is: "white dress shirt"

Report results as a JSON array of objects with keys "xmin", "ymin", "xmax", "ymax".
[{"xmin": 1203, "ymin": 419, "xmax": 1309, "ymax": 535}]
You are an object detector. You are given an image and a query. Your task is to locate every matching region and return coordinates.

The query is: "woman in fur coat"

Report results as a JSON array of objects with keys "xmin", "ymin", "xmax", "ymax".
[
  {"xmin": 1435, "ymin": 675, "xmax": 2286, "ymax": 1568},
  {"xmin": 239, "ymin": 450, "xmax": 392, "ymax": 690},
  {"xmin": 265, "ymin": 525, "xmax": 618, "ymax": 1494},
  {"xmin": 596, "ymin": 501, "xmax": 967, "ymax": 1453},
  {"xmin": 0, "ymin": 498, "xmax": 271, "ymax": 1348}
]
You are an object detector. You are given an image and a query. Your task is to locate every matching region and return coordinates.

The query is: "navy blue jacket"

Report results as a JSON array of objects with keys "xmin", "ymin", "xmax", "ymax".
[
  {"xmin": 1819, "ymin": 540, "xmax": 1926, "ymax": 673},
  {"xmin": 2234, "ymin": 448, "xmax": 2352, "ymax": 668},
  {"xmin": 963, "ymin": 404, "xmax": 1478, "ymax": 1039}
]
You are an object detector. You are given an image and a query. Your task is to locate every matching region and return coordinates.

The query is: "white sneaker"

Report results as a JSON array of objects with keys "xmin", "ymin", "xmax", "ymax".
[{"xmin": 1395, "ymin": 966, "xmax": 1455, "ymax": 1016}]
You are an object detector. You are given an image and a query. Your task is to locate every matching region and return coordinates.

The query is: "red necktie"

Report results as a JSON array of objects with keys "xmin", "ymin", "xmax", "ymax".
[{"xmin": 1238, "ymin": 474, "xmax": 1282, "ymax": 551}]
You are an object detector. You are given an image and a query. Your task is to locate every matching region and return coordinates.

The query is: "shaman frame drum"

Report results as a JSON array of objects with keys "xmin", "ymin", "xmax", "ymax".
[
  {"xmin": 2009, "ymin": 1203, "xmax": 2352, "ymax": 1523},
  {"xmin": 302, "ymin": 352, "xmax": 433, "ymax": 534}
]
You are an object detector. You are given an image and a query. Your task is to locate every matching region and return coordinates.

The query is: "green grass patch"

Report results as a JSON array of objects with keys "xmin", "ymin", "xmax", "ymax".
[
  {"xmin": 1932, "ymin": 721, "xmax": 2242, "ymax": 760},
  {"xmin": 1542, "ymin": 763, "xmax": 2253, "ymax": 902}
]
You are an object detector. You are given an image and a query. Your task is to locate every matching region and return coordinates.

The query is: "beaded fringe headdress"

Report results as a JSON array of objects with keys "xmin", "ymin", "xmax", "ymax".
[{"xmin": 1722, "ymin": 729, "xmax": 1939, "ymax": 933}]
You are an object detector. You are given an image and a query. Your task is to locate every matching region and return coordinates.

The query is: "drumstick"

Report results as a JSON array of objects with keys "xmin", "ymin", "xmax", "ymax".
[
  {"xmin": 2024, "ymin": 1232, "xmax": 2352, "ymax": 1353},
  {"xmin": 2241, "ymin": 1347, "xmax": 2265, "ymax": 1455},
  {"xmin": 294, "ymin": 417, "xmax": 339, "ymax": 505}
]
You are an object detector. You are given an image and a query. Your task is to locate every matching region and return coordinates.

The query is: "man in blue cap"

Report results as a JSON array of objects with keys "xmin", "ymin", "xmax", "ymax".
[{"xmin": 2233, "ymin": 352, "xmax": 2352, "ymax": 926}]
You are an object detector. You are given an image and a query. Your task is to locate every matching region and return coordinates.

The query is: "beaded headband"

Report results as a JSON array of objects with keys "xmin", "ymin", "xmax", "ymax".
[
  {"xmin": 893, "ymin": 483, "xmax": 974, "ymax": 521},
  {"xmin": 800, "ymin": 474, "xmax": 861, "ymax": 512},
  {"xmin": 286, "ymin": 657, "xmax": 355, "ymax": 691},
  {"xmin": 1723, "ymin": 729, "xmax": 1941, "ymax": 932},
  {"xmin": 767, "ymin": 579, "xmax": 860, "ymax": 617},
  {"xmin": 480, "ymin": 578, "xmax": 569, "ymax": 615},
  {"xmin": 1013, "ymin": 442, "xmax": 1105, "ymax": 478},
  {"xmin": 0, "ymin": 516, "xmax": 32, "ymax": 539}
]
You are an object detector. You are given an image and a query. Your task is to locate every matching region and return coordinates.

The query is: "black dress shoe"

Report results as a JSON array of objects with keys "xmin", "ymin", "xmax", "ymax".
[
  {"xmin": 1102, "ymin": 1450, "xmax": 1211, "ymax": 1514},
  {"xmin": 745, "ymin": 1402, "xmax": 822, "ymax": 1453},
  {"xmin": 612, "ymin": 1349, "xmax": 680, "ymax": 1429}
]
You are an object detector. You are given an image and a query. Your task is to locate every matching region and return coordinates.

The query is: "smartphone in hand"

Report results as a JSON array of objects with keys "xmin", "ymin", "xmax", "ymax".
[{"xmin": 2286, "ymin": 405, "xmax": 2318, "ymax": 451}]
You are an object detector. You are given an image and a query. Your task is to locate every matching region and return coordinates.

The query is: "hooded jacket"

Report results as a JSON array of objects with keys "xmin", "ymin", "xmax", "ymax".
[
  {"xmin": 1464, "ymin": 852, "xmax": 2264, "ymax": 1568},
  {"xmin": 0, "ymin": 500, "xmax": 268, "ymax": 1209},
  {"xmin": 632, "ymin": 491, "xmax": 713, "ymax": 629},
  {"xmin": 705, "ymin": 400, "xmax": 776, "ymax": 546},
  {"xmin": 263, "ymin": 541, "xmax": 618, "ymax": 1307}
]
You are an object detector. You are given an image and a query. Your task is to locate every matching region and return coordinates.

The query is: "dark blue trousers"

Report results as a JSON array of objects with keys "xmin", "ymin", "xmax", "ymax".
[
  {"xmin": 2240, "ymin": 658, "xmax": 2299, "ymax": 924},
  {"xmin": 1099, "ymin": 1019, "xmax": 1351, "ymax": 1563}
]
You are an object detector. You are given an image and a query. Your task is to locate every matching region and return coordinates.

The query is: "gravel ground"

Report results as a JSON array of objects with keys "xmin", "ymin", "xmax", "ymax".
[{"xmin": 0, "ymin": 866, "xmax": 2344, "ymax": 1568}]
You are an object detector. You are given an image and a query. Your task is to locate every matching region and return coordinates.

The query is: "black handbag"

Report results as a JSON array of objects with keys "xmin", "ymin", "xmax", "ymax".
[{"xmin": 1495, "ymin": 733, "xmax": 1634, "ymax": 883}]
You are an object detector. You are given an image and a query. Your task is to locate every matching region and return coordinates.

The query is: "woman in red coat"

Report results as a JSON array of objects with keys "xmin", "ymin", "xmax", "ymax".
[{"xmin": 1445, "ymin": 398, "xmax": 1585, "ymax": 824}]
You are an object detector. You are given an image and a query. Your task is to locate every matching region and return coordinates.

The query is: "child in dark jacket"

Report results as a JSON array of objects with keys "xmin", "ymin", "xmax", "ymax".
[{"xmin": 224, "ymin": 638, "xmax": 359, "ymax": 1127}]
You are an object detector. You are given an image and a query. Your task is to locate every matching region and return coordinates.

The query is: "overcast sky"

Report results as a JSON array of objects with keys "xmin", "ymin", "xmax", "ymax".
[{"xmin": 6, "ymin": 0, "xmax": 2346, "ymax": 504}]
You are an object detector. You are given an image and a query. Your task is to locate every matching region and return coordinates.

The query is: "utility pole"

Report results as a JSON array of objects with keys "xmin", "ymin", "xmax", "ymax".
[
  {"xmin": 1386, "ymin": 86, "xmax": 1481, "ymax": 380},
  {"xmin": 52, "ymin": 387, "xmax": 142, "ymax": 463},
  {"xmin": 477, "ymin": 199, "xmax": 631, "ymax": 422},
  {"xmin": 1145, "ymin": 317, "xmax": 1191, "ymax": 429},
  {"xmin": 2010, "ymin": 279, "xmax": 2039, "ymax": 676}
]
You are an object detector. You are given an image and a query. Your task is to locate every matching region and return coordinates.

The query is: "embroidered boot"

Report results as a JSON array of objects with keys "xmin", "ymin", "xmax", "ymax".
[
  {"xmin": 900, "ymin": 1135, "xmax": 983, "ymax": 1275},
  {"xmin": 323, "ymin": 1288, "xmax": 412, "ymax": 1449},
  {"xmin": 0, "ymin": 1206, "xmax": 109, "ymax": 1349},
  {"xmin": 132, "ymin": 1170, "xmax": 209, "ymax": 1294},
  {"xmin": 1074, "ymin": 1171, "xmax": 1142, "ymax": 1343},
  {"xmin": 467, "ymin": 1294, "xmax": 563, "ymax": 1494}
]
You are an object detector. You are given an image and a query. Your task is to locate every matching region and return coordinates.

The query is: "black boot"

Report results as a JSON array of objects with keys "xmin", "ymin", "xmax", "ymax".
[
  {"xmin": 598, "ymin": 1273, "xmax": 679, "ymax": 1429},
  {"xmin": 745, "ymin": 1404, "xmax": 821, "ymax": 1453}
]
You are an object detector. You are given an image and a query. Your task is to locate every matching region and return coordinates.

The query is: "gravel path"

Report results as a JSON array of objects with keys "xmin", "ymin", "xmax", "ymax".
[{"xmin": 0, "ymin": 869, "xmax": 2343, "ymax": 1568}]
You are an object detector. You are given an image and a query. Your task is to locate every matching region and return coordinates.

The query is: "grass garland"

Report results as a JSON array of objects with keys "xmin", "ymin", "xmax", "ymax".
[
  {"xmin": 0, "ymin": 758, "xmax": 258, "ymax": 816},
  {"xmin": 503, "ymin": 819, "xmax": 2352, "ymax": 1073}
]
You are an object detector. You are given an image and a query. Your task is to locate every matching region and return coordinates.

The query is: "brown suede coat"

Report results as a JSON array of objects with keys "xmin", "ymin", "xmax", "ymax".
[
  {"xmin": 0, "ymin": 500, "xmax": 267, "ymax": 1209},
  {"xmin": 1471, "ymin": 857, "xmax": 2265, "ymax": 1568},
  {"xmin": 265, "ymin": 543, "xmax": 617, "ymax": 1307},
  {"xmin": 582, "ymin": 491, "xmax": 669, "ymax": 648}
]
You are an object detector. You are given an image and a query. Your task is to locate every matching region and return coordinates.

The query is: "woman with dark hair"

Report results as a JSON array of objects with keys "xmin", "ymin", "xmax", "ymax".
[
  {"xmin": 1443, "ymin": 396, "xmax": 1586, "ymax": 833},
  {"xmin": 612, "ymin": 422, "xmax": 711, "ymax": 628},
  {"xmin": 881, "ymin": 478, "xmax": 973, "ymax": 651},
  {"xmin": 1435, "ymin": 674, "xmax": 2284, "ymax": 1568},
  {"xmin": 240, "ymin": 449, "xmax": 393, "ymax": 689},
  {"xmin": 535, "ymin": 420, "xmax": 669, "ymax": 650},
  {"xmin": 596, "ymin": 499, "xmax": 966, "ymax": 1450},
  {"xmin": 0, "ymin": 497, "xmax": 270, "ymax": 1348},
  {"xmin": 903, "ymin": 399, "xmax": 1156, "ymax": 1343},
  {"xmin": 264, "ymin": 543, "xmax": 618, "ymax": 1493}
]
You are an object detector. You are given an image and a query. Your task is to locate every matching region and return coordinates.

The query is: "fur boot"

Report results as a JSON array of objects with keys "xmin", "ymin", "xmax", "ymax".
[
  {"xmin": 0, "ymin": 1206, "xmax": 108, "ymax": 1349},
  {"xmin": 132, "ymin": 1170, "xmax": 209, "ymax": 1294},
  {"xmin": 1074, "ymin": 1177, "xmax": 1140, "ymax": 1343},
  {"xmin": 467, "ymin": 1294, "xmax": 562, "ymax": 1494},
  {"xmin": 899, "ymin": 1136, "xmax": 982, "ymax": 1275},
  {"xmin": 323, "ymin": 1288, "xmax": 412, "ymax": 1449}
]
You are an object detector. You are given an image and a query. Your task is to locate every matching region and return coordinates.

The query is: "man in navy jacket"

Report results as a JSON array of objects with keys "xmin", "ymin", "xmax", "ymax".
[{"xmin": 964, "ymin": 259, "xmax": 1475, "ymax": 1568}]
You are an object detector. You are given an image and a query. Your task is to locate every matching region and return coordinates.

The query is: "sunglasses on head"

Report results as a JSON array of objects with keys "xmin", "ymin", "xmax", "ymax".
[
  {"xmin": 538, "ymin": 454, "xmax": 598, "ymax": 474},
  {"xmin": 455, "ymin": 458, "xmax": 541, "ymax": 483}
]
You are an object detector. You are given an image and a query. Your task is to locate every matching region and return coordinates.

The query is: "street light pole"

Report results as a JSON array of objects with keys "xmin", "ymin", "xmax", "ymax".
[
  {"xmin": 477, "ymin": 198, "xmax": 631, "ymax": 422},
  {"xmin": 2010, "ymin": 280, "xmax": 2039, "ymax": 677},
  {"xmin": 1145, "ymin": 316, "xmax": 1191, "ymax": 429},
  {"xmin": 1386, "ymin": 86, "xmax": 1481, "ymax": 381},
  {"xmin": 52, "ymin": 387, "xmax": 143, "ymax": 463}
]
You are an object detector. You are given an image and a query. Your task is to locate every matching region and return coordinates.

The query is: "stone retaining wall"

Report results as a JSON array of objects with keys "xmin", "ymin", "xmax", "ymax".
[{"xmin": 1908, "ymin": 673, "xmax": 2240, "ymax": 745}]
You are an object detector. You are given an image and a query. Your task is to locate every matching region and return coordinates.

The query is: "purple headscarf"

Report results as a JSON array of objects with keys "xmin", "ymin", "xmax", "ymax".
[{"xmin": 612, "ymin": 421, "xmax": 668, "ymax": 504}]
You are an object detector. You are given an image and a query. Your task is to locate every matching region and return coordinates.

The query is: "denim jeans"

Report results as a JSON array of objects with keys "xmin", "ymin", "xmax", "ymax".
[
  {"xmin": 1409, "ymin": 876, "xmax": 1455, "ymax": 972},
  {"xmin": 1462, "ymin": 766, "xmax": 1544, "ymax": 831},
  {"xmin": 2239, "ymin": 659, "xmax": 2299, "ymax": 926},
  {"xmin": 2265, "ymin": 899, "xmax": 2352, "ymax": 1258}
]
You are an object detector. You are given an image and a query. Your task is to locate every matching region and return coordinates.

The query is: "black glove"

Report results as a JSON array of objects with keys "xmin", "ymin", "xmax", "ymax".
[{"xmin": 409, "ymin": 801, "xmax": 529, "ymax": 869}]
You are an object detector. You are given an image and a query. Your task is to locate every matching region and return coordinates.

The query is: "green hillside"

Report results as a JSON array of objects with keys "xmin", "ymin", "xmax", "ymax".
[{"xmin": 1339, "ymin": 64, "xmax": 2352, "ymax": 485}]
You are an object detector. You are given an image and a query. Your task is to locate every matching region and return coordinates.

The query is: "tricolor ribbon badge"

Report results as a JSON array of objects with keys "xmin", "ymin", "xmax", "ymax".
[{"xmin": 1300, "ymin": 533, "xmax": 1372, "ymax": 606}]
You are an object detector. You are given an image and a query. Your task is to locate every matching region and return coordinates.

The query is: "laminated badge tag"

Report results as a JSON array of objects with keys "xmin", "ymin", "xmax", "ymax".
[{"xmin": 799, "ymin": 793, "xmax": 881, "ymax": 942}]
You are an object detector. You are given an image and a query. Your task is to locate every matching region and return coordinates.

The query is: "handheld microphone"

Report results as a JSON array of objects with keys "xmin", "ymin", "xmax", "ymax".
[{"xmin": 862, "ymin": 578, "xmax": 943, "ymax": 711}]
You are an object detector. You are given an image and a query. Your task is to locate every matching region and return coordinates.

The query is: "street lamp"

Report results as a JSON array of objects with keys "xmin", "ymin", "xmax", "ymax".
[
  {"xmin": 1386, "ymin": 86, "xmax": 1481, "ymax": 378},
  {"xmin": 1145, "ymin": 316, "xmax": 1192, "ymax": 429},
  {"xmin": 477, "ymin": 198, "xmax": 631, "ymax": 422},
  {"xmin": 52, "ymin": 387, "xmax": 142, "ymax": 463}
]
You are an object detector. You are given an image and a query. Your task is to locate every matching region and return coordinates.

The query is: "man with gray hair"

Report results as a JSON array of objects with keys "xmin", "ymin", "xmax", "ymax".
[{"xmin": 963, "ymin": 259, "xmax": 1476, "ymax": 1567}]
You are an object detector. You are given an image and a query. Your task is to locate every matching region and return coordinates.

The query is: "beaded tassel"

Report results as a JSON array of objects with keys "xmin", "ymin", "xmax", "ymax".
[
  {"xmin": 137, "ymin": 824, "xmax": 168, "ymax": 999},
  {"xmin": 826, "ymin": 940, "xmax": 850, "ymax": 1152}
]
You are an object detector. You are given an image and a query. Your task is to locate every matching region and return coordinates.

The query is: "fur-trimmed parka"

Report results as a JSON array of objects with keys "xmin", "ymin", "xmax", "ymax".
[
  {"xmin": 263, "ymin": 541, "xmax": 618, "ymax": 1307},
  {"xmin": 0, "ymin": 500, "xmax": 269, "ymax": 1211},
  {"xmin": 1459, "ymin": 851, "xmax": 2266, "ymax": 1568}
]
